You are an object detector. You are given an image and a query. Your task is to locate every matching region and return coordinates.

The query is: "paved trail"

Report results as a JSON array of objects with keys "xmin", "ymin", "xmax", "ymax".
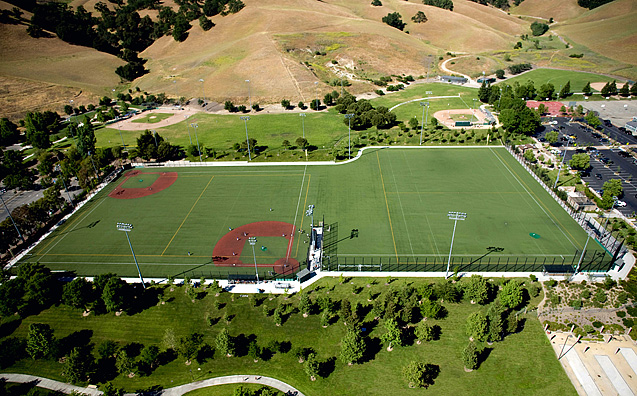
[{"xmin": 0, "ymin": 373, "xmax": 305, "ymax": 396}]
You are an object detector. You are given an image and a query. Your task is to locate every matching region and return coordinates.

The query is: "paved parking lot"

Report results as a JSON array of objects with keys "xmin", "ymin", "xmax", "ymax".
[
  {"xmin": 573, "ymin": 100, "xmax": 637, "ymax": 127},
  {"xmin": 535, "ymin": 117, "xmax": 637, "ymax": 216}
]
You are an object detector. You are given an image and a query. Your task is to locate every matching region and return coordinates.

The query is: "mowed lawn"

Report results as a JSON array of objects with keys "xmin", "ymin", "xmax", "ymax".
[
  {"xmin": 3, "ymin": 277, "xmax": 576, "ymax": 396},
  {"xmin": 22, "ymin": 147, "xmax": 603, "ymax": 278}
]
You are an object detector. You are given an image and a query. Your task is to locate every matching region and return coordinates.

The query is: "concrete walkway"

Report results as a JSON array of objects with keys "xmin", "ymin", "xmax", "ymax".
[
  {"xmin": 0, "ymin": 373, "xmax": 305, "ymax": 396},
  {"xmin": 0, "ymin": 373, "xmax": 102, "ymax": 395}
]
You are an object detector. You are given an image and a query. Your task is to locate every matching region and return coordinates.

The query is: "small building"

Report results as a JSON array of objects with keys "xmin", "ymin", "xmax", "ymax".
[
  {"xmin": 626, "ymin": 116, "xmax": 637, "ymax": 135},
  {"xmin": 440, "ymin": 75, "xmax": 468, "ymax": 84},
  {"xmin": 477, "ymin": 77, "xmax": 496, "ymax": 84},
  {"xmin": 560, "ymin": 186, "xmax": 596, "ymax": 211}
]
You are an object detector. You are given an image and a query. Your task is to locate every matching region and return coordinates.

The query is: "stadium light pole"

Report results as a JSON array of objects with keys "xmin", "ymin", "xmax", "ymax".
[
  {"xmin": 575, "ymin": 233, "xmax": 591, "ymax": 274},
  {"xmin": 0, "ymin": 188, "xmax": 25, "ymax": 243},
  {"xmin": 185, "ymin": 116, "xmax": 193, "ymax": 144},
  {"xmin": 248, "ymin": 236, "xmax": 259, "ymax": 283},
  {"xmin": 241, "ymin": 116, "xmax": 252, "ymax": 161},
  {"xmin": 553, "ymin": 137, "xmax": 572, "ymax": 189},
  {"xmin": 88, "ymin": 150, "xmax": 99, "ymax": 179},
  {"xmin": 116, "ymin": 222, "xmax": 145, "ymax": 289},
  {"xmin": 152, "ymin": 130, "xmax": 158, "ymax": 148},
  {"xmin": 471, "ymin": 99, "xmax": 478, "ymax": 123},
  {"xmin": 190, "ymin": 123, "xmax": 202, "ymax": 162},
  {"xmin": 199, "ymin": 78, "xmax": 205, "ymax": 106},
  {"xmin": 446, "ymin": 211, "xmax": 467, "ymax": 278},
  {"xmin": 300, "ymin": 113, "xmax": 306, "ymax": 139},
  {"xmin": 246, "ymin": 79, "xmax": 251, "ymax": 110},
  {"xmin": 54, "ymin": 165, "xmax": 73, "ymax": 204},
  {"xmin": 419, "ymin": 102, "xmax": 429, "ymax": 145},
  {"xmin": 345, "ymin": 113, "xmax": 354, "ymax": 159},
  {"xmin": 117, "ymin": 122, "xmax": 125, "ymax": 150}
]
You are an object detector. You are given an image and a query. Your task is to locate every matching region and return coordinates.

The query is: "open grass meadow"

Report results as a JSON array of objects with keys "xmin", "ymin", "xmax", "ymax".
[
  {"xmin": 20, "ymin": 147, "xmax": 606, "ymax": 279},
  {"xmin": 0, "ymin": 276, "xmax": 576, "ymax": 396},
  {"xmin": 96, "ymin": 83, "xmax": 482, "ymax": 156},
  {"xmin": 497, "ymin": 68, "xmax": 616, "ymax": 93}
]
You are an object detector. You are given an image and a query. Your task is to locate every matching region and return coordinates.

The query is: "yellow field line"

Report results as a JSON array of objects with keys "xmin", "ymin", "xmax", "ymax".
[
  {"xmin": 387, "ymin": 191, "xmax": 523, "ymax": 194},
  {"xmin": 492, "ymin": 149, "xmax": 582, "ymax": 249},
  {"xmin": 181, "ymin": 174, "xmax": 305, "ymax": 178},
  {"xmin": 295, "ymin": 174, "xmax": 312, "ymax": 257},
  {"xmin": 161, "ymin": 176, "xmax": 215, "ymax": 255},
  {"xmin": 376, "ymin": 152, "xmax": 399, "ymax": 262}
]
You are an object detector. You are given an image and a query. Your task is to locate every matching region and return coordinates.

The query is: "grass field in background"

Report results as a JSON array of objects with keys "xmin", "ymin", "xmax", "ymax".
[
  {"xmin": 96, "ymin": 83, "xmax": 480, "ymax": 154},
  {"xmin": 20, "ymin": 147, "xmax": 602, "ymax": 278},
  {"xmin": 2, "ymin": 277, "xmax": 576, "ymax": 396},
  {"xmin": 497, "ymin": 68, "xmax": 616, "ymax": 92}
]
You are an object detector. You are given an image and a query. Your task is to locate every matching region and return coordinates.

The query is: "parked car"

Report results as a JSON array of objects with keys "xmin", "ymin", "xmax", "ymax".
[{"xmin": 616, "ymin": 200, "xmax": 627, "ymax": 207}]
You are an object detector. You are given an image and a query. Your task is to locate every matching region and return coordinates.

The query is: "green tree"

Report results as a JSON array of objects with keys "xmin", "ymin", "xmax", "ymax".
[
  {"xmin": 273, "ymin": 304, "xmax": 283, "ymax": 326},
  {"xmin": 62, "ymin": 277, "xmax": 94, "ymax": 310},
  {"xmin": 299, "ymin": 293, "xmax": 311, "ymax": 315},
  {"xmin": 115, "ymin": 349, "xmax": 135, "ymax": 375},
  {"xmin": 402, "ymin": 361, "xmax": 440, "ymax": 388},
  {"xmin": 64, "ymin": 346, "xmax": 95, "ymax": 383},
  {"xmin": 462, "ymin": 341, "xmax": 479, "ymax": 370},
  {"xmin": 415, "ymin": 321, "xmax": 435, "ymax": 343},
  {"xmin": 569, "ymin": 153, "xmax": 590, "ymax": 170},
  {"xmin": 248, "ymin": 340, "xmax": 261, "ymax": 362},
  {"xmin": 216, "ymin": 328, "xmax": 234, "ymax": 356},
  {"xmin": 630, "ymin": 83, "xmax": 637, "ymax": 97},
  {"xmin": 26, "ymin": 323, "xmax": 55, "ymax": 359},
  {"xmin": 281, "ymin": 99, "xmax": 290, "ymax": 109},
  {"xmin": 495, "ymin": 69, "xmax": 505, "ymax": 79},
  {"xmin": 559, "ymin": 81, "xmax": 571, "ymax": 98},
  {"xmin": 371, "ymin": 0, "xmax": 382, "ymax": 5},
  {"xmin": 465, "ymin": 275, "xmax": 489, "ymax": 304},
  {"xmin": 382, "ymin": 12, "xmax": 406, "ymax": 31},
  {"xmin": 178, "ymin": 333, "xmax": 203, "ymax": 363},
  {"xmin": 585, "ymin": 112, "xmax": 601, "ymax": 129},
  {"xmin": 199, "ymin": 15, "xmax": 214, "ymax": 31},
  {"xmin": 466, "ymin": 311, "xmax": 488, "ymax": 341},
  {"xmin": 139, "ymin": 345, "xmax": 159, "ymax": 369},
  {"xmin": 523, "ymin": 149, "xmax": 536, "ymax": 163},
  {"xmin": 582, "ymin": 82, "xmax": 593, "ymax": 96},
  {"xmin": 295, "ymin": 137, "xmax": 309, "ymax": 150},
  {"xmin": 0, "ymin": 118, "xmax": 20, "ymax": 146},
  {"xmin": 499, "ymin": 280, "xmax": 523, "ymax": 309},
  {"xmin": 411, "ymin": 11, "xmax": 427, "ymax": 23},
  {"xmin": 486, "ymin": 300, "xmax": 504, "ymax": 342},
  {"xmin": 530, "ymin": 21, "xmax": 549, "ymax": 36},
  {"xmin": 304, "ymin": 353, "xmax": 320, "ymax": 380},
  {"xmin": 545, "ymin": 130, "xmax": 559, "ymax": 144},
  {"xmin": 381, "ymin": 318, "xmax": 403, "ymax": 350},
  {"xmin": 620, "ymin": 82, "xmax": 630, "ymax": 97},
  {"xmin": 478, "ymin": 82, "xmax": 491, "ymax": 103},
  {"xmin": 2, "ymin": 150, "xmax": 33, "ymax": 190},
  {"xmin": 102, "ymin": 277, "xmax": 128, "ymax": 313},
  {"xmin": 422, "ymin": 0, "xmax": 454, "ymax": 10},
  {"xmin": 537, "ymin": 83, "xmax": 555, "ymax": 100},
  {"xmin": 408, "ymin": 117, "xmax": 419, "ymax": 130},
  {"xmin": 101, "ymin": 383, "xmax": 124, "ymax": 396},
  {"xmin": 420, "ymin": 299, "xmax": 442, "ymax": 319},
  {"xmin": 603, "ymin": 179, "xmax": 623, "ymax": 198},
  {"xmin": 340, "ymin": 330, "xmax": 366, "ymax": 365}
]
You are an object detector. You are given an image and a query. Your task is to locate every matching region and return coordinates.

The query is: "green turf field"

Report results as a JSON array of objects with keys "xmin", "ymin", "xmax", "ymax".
[{"xmin": 21, "ymin": 147, "xmax": 607, "ymax": 278}]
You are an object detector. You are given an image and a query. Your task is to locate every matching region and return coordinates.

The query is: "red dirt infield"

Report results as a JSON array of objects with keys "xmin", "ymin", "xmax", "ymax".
[
  {"xmin": 108, "ymin": 170, "xmax": 178, "ymax": 199},
  {"xmin": 212, "ymin": 221, "xmax": 301, "ymax": 275}
]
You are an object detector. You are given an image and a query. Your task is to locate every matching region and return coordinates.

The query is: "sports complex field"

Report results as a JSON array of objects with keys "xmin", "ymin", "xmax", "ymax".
[{"xmin": 21, "ymin": 147, "xmax": 609, "ymax": 279}]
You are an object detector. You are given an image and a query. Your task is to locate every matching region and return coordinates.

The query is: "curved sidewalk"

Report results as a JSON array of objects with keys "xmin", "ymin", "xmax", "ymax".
[{"xmin": 1, "ymin": 373, "xmax": 305, "ymax": 396}]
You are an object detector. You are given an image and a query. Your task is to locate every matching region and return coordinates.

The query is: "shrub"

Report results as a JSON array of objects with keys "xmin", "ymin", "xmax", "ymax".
[
  {"xmin": 583, "ymin": 324, "xmax": 595, "ymax": 334},
  {"xmin": 545, "ymin": 279, "xmax": 557, "ymax": 288},
  {"xmin": 617, "ymin": 311, "xmax": 626, "ymax": 318},
  {"xmin": 594, "ymin": 289, "xmax": 607, "ymax": 304},
  {"xmin": 530, "ymin": 21, "xmax": 549, "ymax": 36},
  {"xmin": 581, "ymin": 289, "xmax": 591, "ymax": 299},
  {"xmin": 529, "ymin": 274, "xmax": 537, "ymax": 282},
  {"xmin": 627, "ymin": 307, "xmax": 637, "ymax": 317},
  {"xmin": 570, "ymin": 299, "xmax": 582, "ymax": 309},
  {"xmin": 591, "ymin": 321, "xmax": 603, "ymax": 328},
  {"xmin": 623, "ymin": 318, "xmax": 634, "ymax": 328}
]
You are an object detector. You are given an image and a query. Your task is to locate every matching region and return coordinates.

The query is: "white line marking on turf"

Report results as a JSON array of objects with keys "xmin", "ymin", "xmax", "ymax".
[
  {"xmin": 490, "ymin": 148, "xmax": 578, "ymax": 250},
  {"xmin": 387, "ymin": 153, "xmax": 416, "ymax": 260},
  {"xmin": 287, "ymin": 165, "xmax": 307, "ymax": 261},
  {"xmin": 40, "ymin": 195, "xmax": 109, "ymax": 257}
]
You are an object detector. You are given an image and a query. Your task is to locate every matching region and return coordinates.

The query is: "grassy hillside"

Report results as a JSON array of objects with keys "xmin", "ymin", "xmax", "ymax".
[
  {"xmin": 511, "ymin": 0, "xmax": 585, "ymax": 21},
  {"xmin": 0, "ymin": 14, "xmax": 124, "ymax": 119},
  {"xmin": 554, "ymin": 0, "xmax": 637, "ymax": 66}
]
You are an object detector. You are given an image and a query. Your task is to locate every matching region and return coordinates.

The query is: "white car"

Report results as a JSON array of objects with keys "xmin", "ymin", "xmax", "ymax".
[{"xmin": 616, "ymin": 200, "xmax": 627, "ymax": 207}]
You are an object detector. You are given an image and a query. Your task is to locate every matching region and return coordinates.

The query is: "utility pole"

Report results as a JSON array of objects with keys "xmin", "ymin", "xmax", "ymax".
[
  {"xmin": 300, "ymin": 113, "xmax": 306, "ymax": 138},
  {"xmin": 0, "ymin": 188, "xmax": 25, "ymax": 243},
  {"xmin": 248, "ymin": 236, "xmax": 259, "ymax": 283},
  {"xmin": 345, "ymin": 114, "xmax": 354, "ymax": 159},
  {"xmin": 241, "ymin": 116, "xmax": 252, "ymax": 161}
]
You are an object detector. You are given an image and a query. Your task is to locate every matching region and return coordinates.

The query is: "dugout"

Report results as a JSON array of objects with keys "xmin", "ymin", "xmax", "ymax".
[
  {"xmin": 542, "ymin": 264, "xmax": 574, "ymax": 276},
  {"xmin": 297, "ymin": 268, "xmax": 311, "ymax": 282},
  {"xmin": 228, "ymin": 273, "xmax": 257, "ymax": 283}
]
